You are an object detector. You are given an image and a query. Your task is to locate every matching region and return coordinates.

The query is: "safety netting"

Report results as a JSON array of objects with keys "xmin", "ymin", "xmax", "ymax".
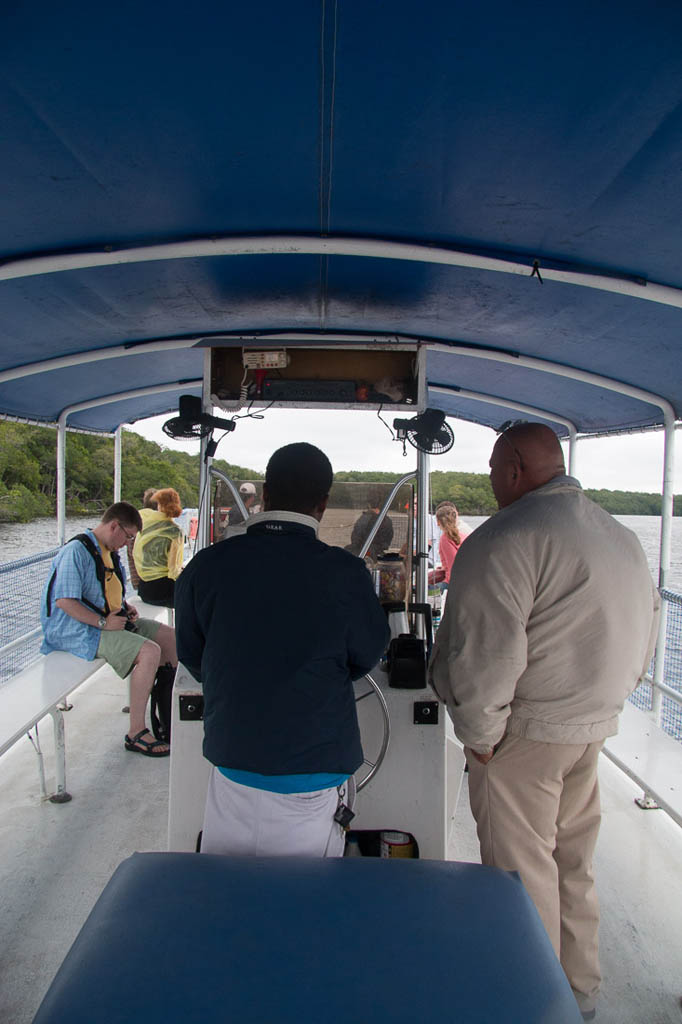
[
  {"xmin": 0, "ymin": 545, "xmax": 134, "ymax": 684},
  {"xmin": 628, "ymin": 589, "xmax": 682, "ymax": 742},
  {"xmin": 0, "ymin": 548, "xmax": 60, "ymax": 683}
]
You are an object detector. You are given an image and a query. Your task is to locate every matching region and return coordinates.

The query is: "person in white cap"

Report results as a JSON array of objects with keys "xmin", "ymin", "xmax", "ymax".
[{"xmin": 228, "ymin": 482, "xmax": 261, "ymax": 526}]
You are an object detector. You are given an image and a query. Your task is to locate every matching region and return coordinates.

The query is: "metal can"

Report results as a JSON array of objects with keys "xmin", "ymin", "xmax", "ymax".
[
  {"xmin": 376, "ymin": 554, "xmax": 406, "ymax": 603},
  {"xmin": 380, "ymin": 830, "xmax": 415, "ymax": 858}
]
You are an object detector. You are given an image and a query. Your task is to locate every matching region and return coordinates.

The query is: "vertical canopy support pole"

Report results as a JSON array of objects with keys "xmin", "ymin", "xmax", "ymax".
[
  {"xmin": 197, "ymin": 350, "xmax": 213, "ymax": 552},
  {"xmin": 114, "ymin": 425, "xmax": 122, "ymax": 503},
  {"xmin": 57, "ymin": 414, "xmax": 67, "ymax": 546},
  {"xmin": 415, "ymin": 449, "xmax": 430, "ymax": 632},
  {"xmin": 658, "ymin": 412, "xmax": 675, "ymax": 591},
  {"xmin": 567, "ymin": 427, "xmax": 578, "ymax": 477},
  {"xmin": 651, "ymin": 413, "xmax": 676, "ymax": 722}
]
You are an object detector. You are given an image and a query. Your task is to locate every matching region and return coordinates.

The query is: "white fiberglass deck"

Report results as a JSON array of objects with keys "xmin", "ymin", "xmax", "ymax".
[{"xmin": 0, "ymin": 662, "xmax": 680, "ymax": 1023}]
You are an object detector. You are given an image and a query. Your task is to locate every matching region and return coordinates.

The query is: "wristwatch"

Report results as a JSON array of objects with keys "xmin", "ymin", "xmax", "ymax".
[{"xmin": 97, "ymin": 616, "xmax": 107, "ymax": 629}]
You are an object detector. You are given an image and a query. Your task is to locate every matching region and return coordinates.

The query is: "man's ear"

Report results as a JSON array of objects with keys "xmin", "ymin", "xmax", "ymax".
[
  {"xmin": 510, "ymin": 460, "xmax": 531, "ymax": 499},
  {"xmin": 313, "ymin": 494, "xmax": 330, "ymax": 520}
]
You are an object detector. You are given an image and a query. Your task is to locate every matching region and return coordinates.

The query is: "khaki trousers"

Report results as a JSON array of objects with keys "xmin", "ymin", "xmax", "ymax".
[{"xmin": 466, "ymin": 734, "xmax": 603, "ymax": 1009}]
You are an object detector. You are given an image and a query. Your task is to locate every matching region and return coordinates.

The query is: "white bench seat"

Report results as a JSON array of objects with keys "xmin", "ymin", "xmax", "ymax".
[
  {"xmin": 0, "ymin": 652, "xmax": 105, "ymax": 803},
  {"xmin": 602, "ymin": 701, "xmax": 682, "ymax": 828},
  {"xmin": 128, "ymin": 598, "xmax": 174, "ymax": 627},
  {"xmin": 0, "ymin": 601, "xmax": 172, "ymax": 803}
]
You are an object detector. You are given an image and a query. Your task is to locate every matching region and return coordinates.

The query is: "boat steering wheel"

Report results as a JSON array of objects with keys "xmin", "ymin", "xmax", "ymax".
[{"xmin": 353, "ymin": 672, "xmax": 391, "ymax": 792}]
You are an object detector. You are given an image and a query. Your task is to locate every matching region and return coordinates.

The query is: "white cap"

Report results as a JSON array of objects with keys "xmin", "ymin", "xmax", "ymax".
[{"xmin": 239, "ymin": 482, "xmax": 256, "ymax": 496}]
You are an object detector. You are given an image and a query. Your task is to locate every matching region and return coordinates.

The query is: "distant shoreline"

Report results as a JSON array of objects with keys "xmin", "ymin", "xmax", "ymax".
[{"xmin": 2, "ymin": 420, "xmax": 680, "ymax": 524}]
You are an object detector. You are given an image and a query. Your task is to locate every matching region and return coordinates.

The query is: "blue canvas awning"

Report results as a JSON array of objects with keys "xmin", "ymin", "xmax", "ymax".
[{"xmin": 1, "ymin": 0, "xmax": 681, "ymax": 435}]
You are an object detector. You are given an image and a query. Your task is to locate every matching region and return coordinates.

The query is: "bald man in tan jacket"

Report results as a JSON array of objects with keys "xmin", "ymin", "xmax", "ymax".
[{"xmin": 429, "ymin": 424, "xmax": 659, "ymax": 1020}]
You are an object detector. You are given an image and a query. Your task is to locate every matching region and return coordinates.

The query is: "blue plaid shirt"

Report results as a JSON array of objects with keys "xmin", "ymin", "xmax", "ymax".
[{"xmin": 40, "ymin": 530, "xmax": 126, "ymax": 661}]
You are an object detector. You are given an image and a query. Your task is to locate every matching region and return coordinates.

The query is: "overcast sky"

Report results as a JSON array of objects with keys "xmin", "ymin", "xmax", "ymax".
[{"xmin": 131, "ymin": 408, "xmax": 680, "ymax": 494}]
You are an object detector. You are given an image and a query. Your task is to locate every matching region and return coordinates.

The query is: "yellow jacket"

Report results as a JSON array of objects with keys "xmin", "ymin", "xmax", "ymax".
[{"xmin": 133, "ymin": 509, "xmax": 184, "ymax": 581}]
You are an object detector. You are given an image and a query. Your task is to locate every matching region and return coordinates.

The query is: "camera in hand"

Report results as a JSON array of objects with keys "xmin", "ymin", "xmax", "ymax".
[{"xmin": 117, "ymin": 608, "xmax": 139, "ymax": 633}]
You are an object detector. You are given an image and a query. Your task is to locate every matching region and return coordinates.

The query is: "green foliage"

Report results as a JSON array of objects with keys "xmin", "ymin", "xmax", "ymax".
[
  {"xmin": 334, "ymin": 470, "xmax": 406, "ymax": 482},
  {"xmin": 0, "ymin": 422, "xmax": 58, "ymax": 521},
  {"xmin": 0, "ymin": 482, "xmax": 52, "ymax": 522},
  {"xmin": 0, "ymin": 420, "xmax": 679, "ymax": 522},
  {"xmin": 0, "ymin": 421, "xmax": 263, "ymax": 522},
  {"xmin": 334, "ymin": 468, "xmax": 680, "ymax": 518},
  {"xmin": 430, "ymin": 470, "xmax": 497, "ymax": 514},
  {"xmin": 583, "ymin": 489, "xmax": 676, "ymax": 516}
]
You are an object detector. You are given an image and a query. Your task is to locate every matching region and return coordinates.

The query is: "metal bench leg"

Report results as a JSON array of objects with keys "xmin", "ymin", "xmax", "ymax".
[
  {"xmin": 635, "ymin": 790, "xmax": 659, "ymax": 810},
  {"xmin": 122, "ymin": 674, "xmax": 131, "ymax": 714},
  {"xmin": 48, "ymin": 707, "xmax": 72, "ymax": 803},
  {"xmin": 27, "ymin": 723, "xmax": 48, "ymax": 800}
]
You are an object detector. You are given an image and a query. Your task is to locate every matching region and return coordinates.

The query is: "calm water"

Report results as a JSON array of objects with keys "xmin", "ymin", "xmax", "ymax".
[{"xmin": 1, "ymin": 513, "xmax": 681, "ymax": 592}]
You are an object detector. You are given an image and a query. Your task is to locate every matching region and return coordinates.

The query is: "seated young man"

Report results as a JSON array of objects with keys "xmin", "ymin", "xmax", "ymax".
[{"xmin": 40, "ymin": 502, "xmax": 177, "ymax": 757}]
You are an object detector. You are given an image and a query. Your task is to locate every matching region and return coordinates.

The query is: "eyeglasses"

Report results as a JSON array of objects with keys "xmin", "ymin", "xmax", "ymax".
[
  {"xmin": 117, "ymin": 522, "xmax": 137, "ymax": 542},
  {"xmin": 497, "ymin": 429, "xmax": 525, "ymax": 471}
]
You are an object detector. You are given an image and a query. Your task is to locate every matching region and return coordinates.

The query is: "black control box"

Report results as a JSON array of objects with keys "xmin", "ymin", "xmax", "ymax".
[{"xmin": 179, "ymin": 694, "xmax": 204, "ymax": 721}]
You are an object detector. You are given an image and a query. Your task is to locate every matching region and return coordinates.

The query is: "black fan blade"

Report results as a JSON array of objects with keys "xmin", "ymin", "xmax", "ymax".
[{"xmin": 413, "ymin": 431, "xmax": 437, "ymax": 452}]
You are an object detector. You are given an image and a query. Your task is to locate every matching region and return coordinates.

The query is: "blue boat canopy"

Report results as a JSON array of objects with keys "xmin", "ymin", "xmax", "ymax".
[{"xmin": 1, "ymin": 0, "xmax": 681, "ymax": 436}]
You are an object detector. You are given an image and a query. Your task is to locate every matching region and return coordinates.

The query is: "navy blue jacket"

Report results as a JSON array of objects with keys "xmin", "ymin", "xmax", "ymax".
[{"xmin": 175, "ymin": 512, "xmax": 390, "ymax": 775}]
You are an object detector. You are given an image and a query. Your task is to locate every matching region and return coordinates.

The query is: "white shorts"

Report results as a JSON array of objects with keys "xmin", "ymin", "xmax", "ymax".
[{"xmin": 201, "ymin": 768, "xmax": 346, "ymax": 857}]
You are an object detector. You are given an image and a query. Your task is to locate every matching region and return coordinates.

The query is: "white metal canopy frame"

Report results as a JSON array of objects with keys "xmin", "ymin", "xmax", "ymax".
[
  {"xmin": 4, "ymin": 298, "xmax": 674, "ymax": 581},
  {"xmin": 32, "ymin": 324, "xmax": 674, "ymax": 728},
  {"xmin": 0, "ymin": 229, "xmax": 677, "ymax": 623},
  {"xmin": 4, "ymin": 328, "xmax": 677, "ymax": 583},
  {"xmin": 2, "ymin": 235, "xmax": 682, "ymax": 311}
]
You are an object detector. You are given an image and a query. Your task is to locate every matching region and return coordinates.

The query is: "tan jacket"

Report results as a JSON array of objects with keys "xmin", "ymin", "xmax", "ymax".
[{"xmin": 429, "ymin": 476, "xmax": 660, "ymax": 750}]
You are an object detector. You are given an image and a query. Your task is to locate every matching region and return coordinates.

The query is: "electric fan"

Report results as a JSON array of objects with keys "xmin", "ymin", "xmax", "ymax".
[
  {"xmin": 392, "ymin": 408, "xmax": 454, "ymax": 455},
  {"xmin": 162, "ymin": 395, "xmax": 236, "ymax": 440}
]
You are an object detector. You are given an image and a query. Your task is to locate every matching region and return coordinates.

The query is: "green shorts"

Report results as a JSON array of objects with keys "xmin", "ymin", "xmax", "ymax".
[{"xmin": 96, "ymin": 618, "xmax": 161, "ymax": 679}]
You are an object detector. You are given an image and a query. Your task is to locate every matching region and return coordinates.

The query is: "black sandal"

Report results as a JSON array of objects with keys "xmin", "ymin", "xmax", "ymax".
[{"xmin": 124, "ymin": 728, "xmax": 170, "ymax": 757}]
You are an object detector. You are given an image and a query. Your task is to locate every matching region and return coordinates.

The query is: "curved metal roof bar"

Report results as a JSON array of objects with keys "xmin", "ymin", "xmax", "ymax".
[
  {"xmin": 55, "ymin": 380, "xmax": 202, "ymax": 545},
  {"xmin": 429, "ymin": 342, "xmax": 674, "ymax": 421},
  {"xmin": 0, "ymin": 332, "xmax": 414, "ymax": 385},
  {"xmin": 429, "ymin": 340, "xmax": 676, "ymax": 589},
  {"xmin": 0, "ymin": 338, "xmax": 201, "ymax": 384},
  {"xmin": 0, "ymin": 412, "xmax": 110, "ymax": 437},
  {"xmin": 1, "ymin": 235, "xmax": 681, "ymax": 310},
  {"xmin": 428, "ymin": 385, "xmax": 578, "ymax": 476}
]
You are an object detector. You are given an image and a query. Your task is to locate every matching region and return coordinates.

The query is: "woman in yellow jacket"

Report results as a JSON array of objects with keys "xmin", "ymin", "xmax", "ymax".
[{"xmin": 133, "ymin": 488, "xmax": 184, "ymax": 607}]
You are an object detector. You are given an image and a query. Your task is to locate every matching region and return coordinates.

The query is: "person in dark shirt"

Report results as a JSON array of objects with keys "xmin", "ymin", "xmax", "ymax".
[
  {"xmin": 176, "ymin": 442, "xmax": 389, "ymax": 856},
  {"xmin": 227, "ymin": 481, "xmax": 261, "ymax": 527},
  {"xmin": 348, "ymin": 493, "xmax": 394, "ymax": 562}
]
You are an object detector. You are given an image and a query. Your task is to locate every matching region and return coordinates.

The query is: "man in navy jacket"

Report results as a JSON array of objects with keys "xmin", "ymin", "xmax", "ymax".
[{"xmin": 176, "ymin": 442, "xmax": 389, "ymax": 856}]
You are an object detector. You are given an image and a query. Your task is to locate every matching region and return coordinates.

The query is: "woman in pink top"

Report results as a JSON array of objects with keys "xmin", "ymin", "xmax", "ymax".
[{"xmin": 436, "ymin": 503, "xmax": 468, "ymax": 584}]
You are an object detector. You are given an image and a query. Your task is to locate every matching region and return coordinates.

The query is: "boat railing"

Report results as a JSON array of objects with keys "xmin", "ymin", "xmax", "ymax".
[
  {"xmin": 1, "ymin": 546, "xmax": 681, "ymax": 742},
  {"xmin": 0, "ymin": 548, "xmax": 60, "ymax": 684},
  {"xmin": 628, "ymin": 589, "xmax": 682, "ymax": 739},
  {"xmin": 0, "ymin": 545, "xmax": 135, "ymax": 685}
]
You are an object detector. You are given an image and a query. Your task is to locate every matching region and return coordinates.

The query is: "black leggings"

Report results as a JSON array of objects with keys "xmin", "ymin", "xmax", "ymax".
[{"xmin": 138, "ymin": 576, "xmax": 175, "ymax": 608}]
